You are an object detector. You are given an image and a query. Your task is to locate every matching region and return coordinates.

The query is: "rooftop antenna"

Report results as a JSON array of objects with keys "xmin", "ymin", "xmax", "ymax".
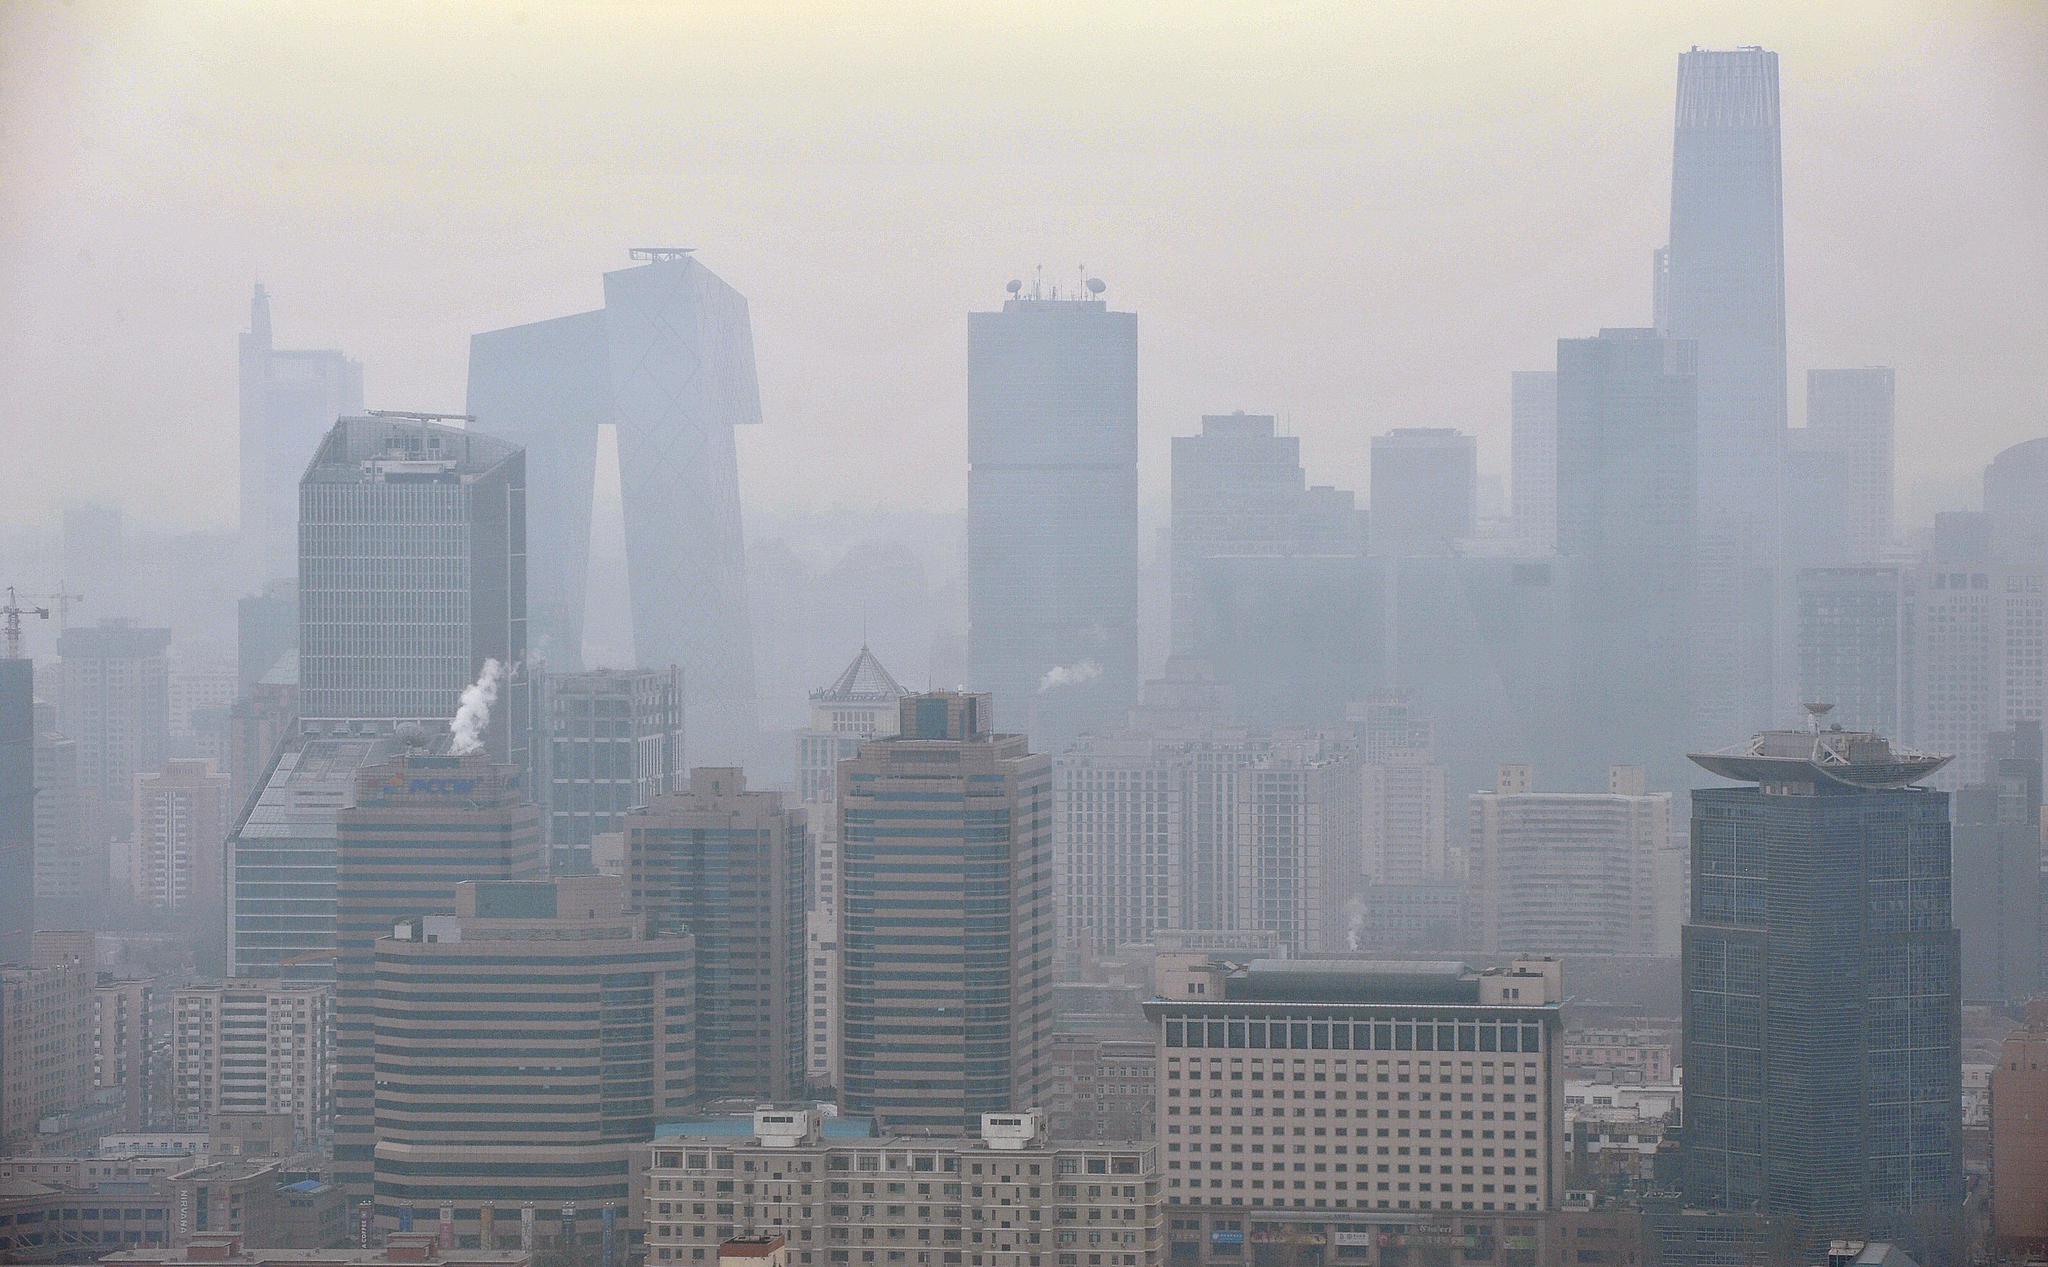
[
  {"xmin": 629, "ymin": 247, "xmax": 695, "ymax": 263},
  {"xmin": 3, "ymin": 586, "xmax": 51, "ymax": 659},
  {"xmin": 1803, "ymin": 702, "xmax": 1834, "ymax": 734}
]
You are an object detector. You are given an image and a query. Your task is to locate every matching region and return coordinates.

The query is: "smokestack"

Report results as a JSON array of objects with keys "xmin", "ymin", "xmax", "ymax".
[{"xmin": 450, "ymin": 658, "xmax": 503, "ymax": 755}]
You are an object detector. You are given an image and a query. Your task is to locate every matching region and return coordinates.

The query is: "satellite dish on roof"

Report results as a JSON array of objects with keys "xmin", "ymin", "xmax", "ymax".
[
  {"xmin": 1085, "ymin": 277, "xmax": 1106, "ymax": 295},
  {"xmin": 1006, "ymin": 279, "xmax": 1023, "ymax": 295}
]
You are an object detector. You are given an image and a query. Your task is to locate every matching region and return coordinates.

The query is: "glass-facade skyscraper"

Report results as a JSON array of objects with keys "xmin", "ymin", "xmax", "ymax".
[
  {"xmin": 1682, "ymin": 722, "xmax": 1961, "ymax": 1257},
  {"xmin": 968, "ymin": 282, "xmax": 1137, "ymax": 747}
]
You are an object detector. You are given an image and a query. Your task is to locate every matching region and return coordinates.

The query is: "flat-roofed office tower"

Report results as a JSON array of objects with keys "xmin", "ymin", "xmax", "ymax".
[
  {"xmin": 1682, "ymin": 721, "xmax": 1961, "ymax": 1258},
  {"xmin": 1555, "ymin": 329, "xmax": 1696, "ymax": 789},
  {"xmin": 623, "ymin": 767, "xmax": 806, "ymax": 1102},
  {"xmin": 1369, "ymin": 428, "xmax": 1477, "ymax": 557},
  {"xmin": 298, "ymin": 413, "xmax": 530, "ymax": 774},
  {"xmin": 1665, "ymin": 46, "xmax": 1786, "ymax": 562},
  {"xmin": 57, "ymin": 620, "xmax": 171, "ymax": 849},
  {"xmin": 546, "ymin": 666, "xmax": 682, "ymax": 859},
  {"xmin": 968, "ymin": 277, "xmax": 1138, "ymax": 746},
  {"xmin": 467, "ymin": 250, "xmax": 761, "ymax": 761},
  {"xmin": 369, "ymin": 876, "xmax": 694, "ymax": 1248},
  {"xmin": 1954, "ymin": 723, "xmax": 2044, "ymax": 1005},
  {"xmin": 1805, "ymin": 368, "xmax": 1896, "ymax": 563},
  {"xmin": 329, "ymin": 748, "xmax": 544, "ymax": 1201},
  {"xmin": 1510, "ymin": 371, "xmax": 1559, "ymax": 552},
  {"xmin": 239, "ymin": 285, "xmax": 365, "ymax": 583},
  {"xmin": 838, "ymin": 692, "xmax": 1054, "ymax": 1130}
]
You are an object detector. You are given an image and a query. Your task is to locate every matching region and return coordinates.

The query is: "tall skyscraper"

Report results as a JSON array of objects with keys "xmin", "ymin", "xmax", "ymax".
[
  {"xmin": 330, "ymin": 748, "xmax": 544, "ymax": 1199},
  {"xmin": 1682, "ymin": 719, "xmax": 1961, "ymax": 1254},
  {"xmin": 1796, "ymin": 566, "xmax": 1913, "ymax": 740},
  {"xmin": 837, "ymin": 692, "xmax": 1053, "ymax": 1130},
  {"xmin": 967, "ymin": 278, "xmax": 1138, "ymax": 746},
  {"xmin": 57, "ymin": 619, "xmax": 171, "ymax": 848},
  {"xmin": 467, "ymin": 250, "xmax": 761, "ymax": 760},
  {"xmin": 545, "ymin": 666, "xmax": 682, "ymax": 857},
  {"xmin": 1554, "ymin": 328, "xmax": 1696, "ymax": 787},
  {"xmin": 1953, "ymin": 723, "xmax": 2043, "ymax": 1005},
  {"xmin": 1509, "ymin": 371, "xmax": 1559, "ymax": 552},
  {"xmin": 623, "ymin": 767, "xmax": 807, "ymax": 1103},
  {"xmin": 298, "ymin": 414, "xmax": 530, "ymax": 773},
  {"xmin": 1984, "ymin": 437, "xmax": 2048, "ymax": 568},
  {"xmin": 1368, "ymin": 428, "xmax": 1477, "ymax": 557},
  {"xmin": 239, "ymin": 284, "xmax": 365, "ymax": 583},
  {"xmin": 1805, "ymin": 368, "xmax": 1896, "ymax": 563},
  {"xmin": 0, "ymin": 655, "xmax": 33, "ymax": 964},
  {"xmin": 368, "ymin": 876, "xmax": 694, "ymax": 1247}
]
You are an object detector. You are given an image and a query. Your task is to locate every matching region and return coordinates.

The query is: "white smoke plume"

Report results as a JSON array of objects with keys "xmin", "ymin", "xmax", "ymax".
[
  {"xmin": 450, "ymin": 658, "xmax": 504, "ymax": 755},
  {"xmin": 1037, "ymin": 660, "xmax": 1103, "ymax": 694}
]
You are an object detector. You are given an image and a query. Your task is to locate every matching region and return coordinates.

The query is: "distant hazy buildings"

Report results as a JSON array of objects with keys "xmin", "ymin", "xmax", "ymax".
[
  {"xmin": 1682, "ymin": 722, "xmax": 1961, "ymax": 1249},
  {"xmin": 545, "ymin": 666, "xmax": 682, "ymax": 855},
  {"xmin": 967, "ymin": 280, "xmax": 1138, "ymax": 746},
  {"xmin": 1369, "ymin": 428, "xmax": 1477, "ymax": 557},
  {"xmin": 1911, "ymin": 560, "xmax": 2046, "ymax": 788},
  {"xmin": 0, "ymin": 656, "xmax": 32, "ymax": 963},
  {"xmin": 1953, "ymin": 723, "xmax": 2043, "ymax": 1005},
  {"xmin": 369, "ymin": 876, "xmax": 694, "ymax": 1247},
  {"xmin": 795, "ymin": 645, "xmax": 907, "ymax": 810},
  {"xmin": 238, "ymin": 284, "xmax": 365, "ymax": 583},
  {"xmin": 624, "ymin": 768, "xmax": 807, "ymax": 1103},
  {"xmin": 837, "ymin": 692, "xmax": 1053, "ymax": 1130},
  {"xmin": 1510, "ymin": 371, "xmax": 1559, "ymax": 552},
  {"xmin": 1796, "ymin": 566, "xmax": 1913, "ymax": 739},
  {"xmin": 468, "ymin": 250, "xmax": 761, "ymax": 759},
  {"xmin": 131, "ymin": 758, "xmax": 231, "ymax": 925},
  {"xmin": 57, "ymin": 620, "xmax": 171, "ymax": 849},
  {"xmin": 1468, "ymin": 764, "xmax": 1675, "ymax": 958},
  {"xmin": 1985, "ymin": 437, "xmax": 2048, "ymax": 567},
  {"xmin": 1055, "ymin": 736, "xmax": 1185, "ymax": 957},
  {"xmin": 32, "ymin": 700, "xmax": 94, "ymax": 913},
  {"xmin": 1804, "ymin": 367, "xmax": 1896, "ymax": 562},
  {"xmin": 1234, "ymin": 748, "xmax": 1361, "ymax": 955}
]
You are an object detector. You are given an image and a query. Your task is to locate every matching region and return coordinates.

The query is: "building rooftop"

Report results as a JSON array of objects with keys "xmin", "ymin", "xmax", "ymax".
[
  {"xmin": 1691, "ymin": 710, "xmax": 1949, "ymax": 789},
  {"xmin": 812, "ymin": 645, "xmax": 909, "ymax": 703}
]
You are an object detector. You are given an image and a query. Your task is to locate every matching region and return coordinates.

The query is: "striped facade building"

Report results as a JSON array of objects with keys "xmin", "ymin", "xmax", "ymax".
[
  {"xmin": 331, "ymin": 750, "xmax": 545, "ymax": 1202},
  {"xmin": 837, "ymin": 692, "xmax": 1054, "ymax": 1131},
  {"xmin": 370, "ymin": 875, "xmax": 695, "ymax": 1249}
]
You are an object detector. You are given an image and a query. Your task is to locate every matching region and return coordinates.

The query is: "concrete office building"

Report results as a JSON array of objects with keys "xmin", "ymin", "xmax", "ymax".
[
  {"xmin": 546, "ymin": 666, "xmax": 683, "ymax": 854},
  {"xmin": 1144, "ymin": 957, "xmax": 1565, "ymax": 1227},
  {"xmin": 1797, "ymin": 566, "xmax": 1914, "ymax": 740},
  {"xmin": 468, "ymin": 250, "xmax": 762, "ymax": 759},
  {"xmin": 1055, "ymin": 738, "xmax": 1186, "ymax": 958},
  {"xmin": 624, "ymin": 768, "xmax": 807, "ymax": 1103},
  {"xmin": 239, "ymin": 284, "xmax": 365, "ymax": 583},
  {"xmin": 298, "ymin": 414, "xmax": 530, "ymax": 775},
  {"xmin": 837, "ymin": 692, "xmax": 1054, "ymax": 1131},
  {"xmin": 0, "ymin": 656, "xmax": 32, "ymax": 963},
  {"xmin": 1051, "ymin": 1034, "xmax": 1156, "ymax": 1144},
  {"xmin": 1368, "ymin": 429, "xmax": 1477, "ymax": 557},
  {"xmin": 1170, "ymin": 412, "xmax": 1366, "ymax": 654},
  {"xmin": 172, "ymin": 981, "xmax": 330, "ymax": 1147},
  {"xmin": 1509, "ymin": 371, "xmax": 1558, "ymax": 552},
  {"xmin": 1952, "ymin": 723, "xmax": 2043, "ymax": 1005},
  {"xmin": 1554, "ymin": 328, "xmax": 1697, "ymax": 790},
  {"xmin": 330, "ymin": 749, "xmax": 544, "ymax": 1201},
  {"xmin": 57, "ymin": 620, "xmax": 172, "ymax": 849},
  {"xmin": 368, "ymin": 876, "xmax": 696, "ymax": 1246},
  {"xmin": 91, "ymin": 975, "xmax": 161, "ymax": 1131},
  {"xmin": 1360, "ymin": 751, "xmax": 1451, "ymax": 888},
  {"xmin": 1804, "ymin": 368, "xmax": 1896, "ymax": 563},
  {"xmin": 0, "ymin": 944, "xmax": 95, "ymax": 1154},
  {"xmin": 1681, "ymin": 721, "xmax": 1961, "ymax": 1254},
  {"xmin": 1467, "ymin": 766, "xmax": 1674, "ymax": 958},
  {"xmin": 130, "ymin": 760, "xmax": 231, "ymax": 915},
  {"xmin": 967, "ymin": 279, "xmax": 1139, "ymax": 746},
  {"xmin": 643, "ymin": 1108, "xmax": 1163, "ymax": 1267},
  {"xmin": 1233, "ymin": 749, "xmax": 1361, "ymax": 957}
]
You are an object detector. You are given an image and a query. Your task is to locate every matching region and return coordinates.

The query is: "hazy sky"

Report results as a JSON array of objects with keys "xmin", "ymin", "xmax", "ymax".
[{"xmin": 3, "ymin": 1, "xmax": 2044, "ymax": 531}]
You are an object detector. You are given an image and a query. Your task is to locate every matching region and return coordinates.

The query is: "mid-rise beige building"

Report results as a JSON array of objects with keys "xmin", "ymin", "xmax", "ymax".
[
  {"xmin": 1144, "ymin": 956, "xmax": 1564, "ymax": 1258},
  {"xmin": 131, "ymin": 760, "xmax": 232, "ymax": 916},
  {"xmin": 172, "ymin": 980, "xmax": 331, "ymax": 1146},
  {"xmin": 0, "ymin": 942, "xmax": 95, "ymax": 1153},
  {"xmin": 93, "ymin": 975, "xmax": 164, "ymax": 1131},
  {"xmin": 1991, "ymin": 1000, "xmax": 2048, "ymax": 1254},
  {"xmin": 644, "ymin": 1108, "xmax": 1162, "ymax": 1267}
]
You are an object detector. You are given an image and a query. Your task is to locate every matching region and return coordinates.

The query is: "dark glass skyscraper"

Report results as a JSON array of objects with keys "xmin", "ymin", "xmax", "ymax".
[
  {"xmin": 968, "ymin": 280, "xmax": 1137, "ymax": 747},
  {"xmin": 1682, "ymin": 721, "xmax": 1961, "ymax": 1257},
  {"xmin": 467, "ymin": 250, "xmax": 761, "ymax": 761}
]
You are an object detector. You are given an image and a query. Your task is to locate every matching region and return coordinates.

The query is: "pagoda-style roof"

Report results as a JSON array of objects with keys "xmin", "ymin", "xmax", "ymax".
[
  {"xmin": 1690, "ymin": 724, "xmax": 1950, "ymax": 790},
  {"xmin": 812, "ymin": 645, "xmax": 908, "ymax": 703}
]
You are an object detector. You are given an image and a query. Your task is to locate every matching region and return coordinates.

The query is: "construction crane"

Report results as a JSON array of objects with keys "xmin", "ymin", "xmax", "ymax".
[
  {"xmin": 3, "ymin": 586, "xmax": 51, "ymax": 659},
  {"xmin": 41, "ymin": 584, "xmax": 85, "ymax": 633}
]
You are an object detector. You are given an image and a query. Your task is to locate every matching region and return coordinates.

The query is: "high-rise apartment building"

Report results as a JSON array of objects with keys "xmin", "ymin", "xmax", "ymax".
[
  {"xmin": 468, "ymin": 250, "xmax": 762, "ymax": 759},
  {"xmin": 838, "ymin": 692, "xmax": 1054, "ymax": 1130},
  {"xmin": 624, "ymin": 768, "xmax": 806, "ymax": 1103},
  {"xmin": 1805, "ymin": 368, "xmax": 1896, "ymax": 562},
  {"xmin": 172, "ymin": 980, "xmax": 331, "ymax": 1146},
  {"xmin": 1467, "ymin": 765, "xmax": 1675, "ymax": 958},
  {"xmin": 298, "ymin": 414, "xmax": 530, "ymax": 774},
  {"xmin": 1911, "ymin": 561, "xmax": 2047, "ymax": 788},
  {"xmin": 1953, "ymin": 723, "xmax": 2043, "ymax": 1005},
  {"xmin": 1170, "ymin": 412, "xmax": 1366, "ymax": 654},
  {"xmin": 130, "ymin": 760, "xmax": 232, "ymax": 915},
  {"xmin": 643, "ymin": 1109, "xmax": 1163, "ymax": 1267},
  {"xmin": 1554, "ymin": 328, "xmax": 1696, "ymax": 788},
  {"xmin": 1681, "ymin": 722, "xmax": 1961, "ymax": 1252},
  {"xmin": 967, "ymin": 280, "xmax": 1138, "ymax": 746},
  {"xmin": 31, "ymin": 699, "xmax": 92, "ymax": 912},
  {"xmin": 369, "ymin": 876, "xmax": 695, "ymax": 1247},
  {"xmin": 1361, "ymin": 750, "xmax": 1452, "ymax": 887},
  {"xmin": 546, "ymin": 666, "xmax": 682, "ymax": 854},
  {"xmin": 91, "ymin": 974, "xmax": 160, "ymax": 1131},
  {"xmin": 1054, "ymin": 737, "xmax": 1185, "ymax": 957},
  {"xmin": 57, "ymin": 620, "xmax": 171, "ymax": 848},
  {"xmin": 1232, "ymin": 750, "xmax": 1361, "ymax": 956},
  {"xmin": 0, "ymin": 656, "xmax": 33, "ymax": 964},
  {"xmin": 1369, "ymin": 428, "xmax": 1477, "ymax": 557},
  {"xmin": 1509, "ymin": 371, "xmax": 1559, "ymax": 552},
  {"xmin": 330, "ymin": 749, "xmax": 544, "ymax": 1199},
  {"xmin": 1146, "ymin": 957, "xmax": 1565, "ymax": 1227},
  {"xmin": 1797, "ymin": 566, "xmax": 1913, "ymax": 739},
  {"xmin": 239, "ymin": 284, "xmax": 364, "ymax": 583}
]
